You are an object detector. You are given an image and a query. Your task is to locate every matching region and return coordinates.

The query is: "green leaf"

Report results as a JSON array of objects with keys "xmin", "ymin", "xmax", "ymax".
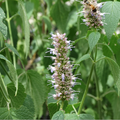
[
  {"xmin": 19, "ymin": 70, "xmax": 46, "ymax": 117},
  {"xmin": 23, "ymin": 95, "xmax": 35, "ymax": 117},
  {"xmin": 65, "ymin": 114, "xmax": 79, "ymax": 120},
  {"xmin": 52, "ymin": 110, "xmax": 64, "ymax": 120},
  {"xmin": 18, "ymin": 0, "xmax": 30, "ymax": 57},
  {"xmin": 88, "ymin": 32, "xmax": 101, "ymax": 52},
  {"xmin": 79, "ymin": 114, "xmax": 95, "ymax": 119},
  {"xmin": 25, "ymin": 1, "xmax": 34, "ymax": 19},
  {"xmin": 7, "ymin": 83, "xmax": 26, "ymax": 108},
  {"xmin": 104, "ymin": 57, "xmax": 120, "ymax": 95},
  {"xmin": 65, "ymin": 102, "xmax": 80, "ymax": 113},
  {"xmin": 101, "ymin": 43, "xmax": 114, "ymax": 58},
  {"xmin": 0, "ymin": 106, "xmax": 34, "ymax": 119},
  {"xmin": 102, "ymin": 1, "xmax": 120, "ymax": 40},
  {"xmin": 0, "ymin": 54, "xmax": 18, "ymax": 95},
  {"xmin": 73, "ymin": 54, "xmax": 91, "ymax": 70},
  {"xmin": 0, "ymin": 108, "xmax": 13, "ymax": 119},
  {"xmin": 13, "ymin": 105, "xmax": 34, "ymax": 119},
  {"xmin": 50, "ymin": 0, "xmax": 70, "ymax": 33},
  {"xmin": 0, "ymin": 73, "xmax": 10, "ymax": 103},
  {"xmin": 48, "ymin": 103, "xmax": 60, "ymax": 118},
  {"xmin": 0, "ymin": 7, "xmax": 7, "ymax": 39},
  {"xmin": 5, "ymin": 43, "xmax": 20, "ymax": 58},
  {"xmin": 106, "ymin": 92, "xmax": 120, "ymax": 119},
  {"xmin": 66, "ymin": 9, "xmax": 78, "ymax": 31},
  {"xmin": 42, "ymin": 16, "xmax": 51, "ymax": 32}
]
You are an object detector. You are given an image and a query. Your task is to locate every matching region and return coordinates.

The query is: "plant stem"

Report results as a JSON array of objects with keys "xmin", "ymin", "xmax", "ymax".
[
  {"xmin": 60, "ymin": 101, "xmax": 64, "ymax": 110},
  {"xmin": 5, "ymin": 0, "xmax": 16, "ymax": 69},
  {"xmin": 94, "ymin": 45, "xmax": 102, "ymax": 119},
  {"xmin": 78, "ymin": 63, "xmax": 95, "ymax": 114},
  {"xmin": 94, "ymin": 67, "xmax": 101, "ymax": 119}
]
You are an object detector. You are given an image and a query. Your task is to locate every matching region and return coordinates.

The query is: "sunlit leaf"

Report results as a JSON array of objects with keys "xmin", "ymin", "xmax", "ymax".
[
  {"xmin": 88, "ymin": 32, "xmax": 101, "ymax": 52},
  {"xmin": 102, "ymin": 1, "xmax": 120, "ymax": 40},
  {"xmin": 65, "ymin": 114, "xmax": 79, "ymax": 120},
  {"xmin": 52, "ymin": 110, "xmax": 64, "ymax": 120},
  {"xmin": 0, "ymin": 7, "xmax": 7, "ymax": 39}
]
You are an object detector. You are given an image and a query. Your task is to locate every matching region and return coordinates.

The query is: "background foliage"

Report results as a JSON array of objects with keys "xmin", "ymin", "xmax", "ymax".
[{"xmin": 0, "ymin": 0, "xmax": 120, "ymax": 119}]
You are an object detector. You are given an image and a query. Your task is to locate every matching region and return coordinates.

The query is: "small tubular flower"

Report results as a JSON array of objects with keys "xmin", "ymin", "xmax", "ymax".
[
  {"xmin": 81, "ymin": 0, "xmax": 105, "ymax": 28},
  {"xmin": 48, "ymin": 33, "xmax": 79, "ymax": 101}
]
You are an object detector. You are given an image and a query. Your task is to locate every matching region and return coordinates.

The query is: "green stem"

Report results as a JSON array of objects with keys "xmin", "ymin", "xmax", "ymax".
[
  {"xmin": 0, "ymin": 61, "xmax": 12, "ymax": 82},
  {"xmin": 78, "ymin": 63, "xmax": 95, "ymax": 114},
  {"xmin": 94, "ymin": 45, "xmax": 101, "ymax": 119},
  {"xmin": 5, "ymin": 0, "xmax": 16, "ymax": 69},
  {"xmin": 60, "ymin": 101, "xmax": 64, "ymax": 110},
  {"xmin": 75, "ymin": 1, "xmax": 81, "ymax": 37},
  {"xmin": 94, "ymin": 67, "xmax": 101, "ymax": 119}
]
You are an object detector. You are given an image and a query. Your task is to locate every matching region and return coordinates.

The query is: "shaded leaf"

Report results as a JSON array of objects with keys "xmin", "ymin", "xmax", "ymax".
[
  {"xmin": 42, "ymin": 16, "xmax": 51, "ymax": 32},
  {"xmin": 106, "ymin": 92, "xmax": 120, "ymax": 119},
  {"xmin": 0, "ymin": 73, "xmax": 10, "ymax": 103},
  {"xmin": 50, "ymin": 0, "xmax": 70, "ymax": 33},
  {"xmin": 0, "ymin": 54, "xmax": 18, "ymax": 95},
  {"xmin": 48, "ymin": 103, "xmax": 60, "ymax": 118},
  {"xmin": 5, "ymin": 43, "xmax": 20, "ymax": 58},
  {"xmin": 65, "ymin": 102, "xmax": 80, "ymax": 113},
  {"xmin": 7, "ymin": 83, "xmax": 26, "ymax": 108},
  {"xmin": 18, "ymin": 0, "xmax": 30, "ymax": 57},
  {"xmin": 104, "ymin": 57, "xmax": 120, "ymax": 95}
]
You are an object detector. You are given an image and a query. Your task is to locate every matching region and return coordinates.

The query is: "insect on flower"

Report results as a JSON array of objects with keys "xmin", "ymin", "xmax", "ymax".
[{"xmin": 84, "ymin": 0, "xmax": 97, "ymax": 12}]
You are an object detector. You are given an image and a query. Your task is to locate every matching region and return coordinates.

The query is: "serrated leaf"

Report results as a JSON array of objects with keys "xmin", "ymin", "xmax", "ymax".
[
  {"xmin": 23, "ymin": 95, "xmax": 35, "ymax": 116},
  {"xmin": 42, "ymin": 16, "xmax": 51, "ymax": 32},
  {"xmin": 88, "ymin": 32, "xmax": 101, "ymax": 52},
  {"xmin": 48, "ymin": 103, "xmax": 60, "ymax": 118},
  {"xmin": 104, "ymin": 57, "xmax": 120, "ymax": 95},
  {"xmin": 0, "ymin": 54, "xmax": 18, "ymax": 95},
  {"xmin": 0, "ymin": 7, "xmax": 7, "ymax": 39},
  {"xmin": 18, "ymin": 70, "xmax": 46, "ymax": 117},
  {"xmin": 52, "ymin": 111, "xmax": 64, "ymax": 120},
  {"xmin": 18, "ymin": 0, "xmax": 30, "ymax": 57},
  {"xmin": 0, "ymin": 108, "xmax": 13, "ymax": 119},
  {"xmin": 0, "ymin": 106, "xmax": 34, "ymax": 119},
  {"xmin": 79, "ymin": 114, "xmax": 95, "ymax": 119},
  {"xmin": 0, "ymin": 73, "xmax": 10, "ymax": 103},
  {"xmin": 65, "ymin": 114, "xmax": 79, "ymax": 120},
  {"xmin": 13, "ymin": 105, "xmax": 34, "ymax": 119},
  {"xmin": 7, "ymin": 83, "xmax": 26, "ymax": 108},
  {"xmin": 5, "ymin": 43, "xmax": 20, "ymax": 58},
  {"xmin": 102, "ymin": 1, "xmax": 120, "ymax": 40},
  {"xmin": 50, "ymin": 0, "xmax": 70, "ymax": 33}
]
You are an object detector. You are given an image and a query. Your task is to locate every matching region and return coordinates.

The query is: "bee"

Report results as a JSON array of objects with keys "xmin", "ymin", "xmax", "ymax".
[{"xmin": 84, "ymin": 0, "xmax": 97, "ymax": 12}]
